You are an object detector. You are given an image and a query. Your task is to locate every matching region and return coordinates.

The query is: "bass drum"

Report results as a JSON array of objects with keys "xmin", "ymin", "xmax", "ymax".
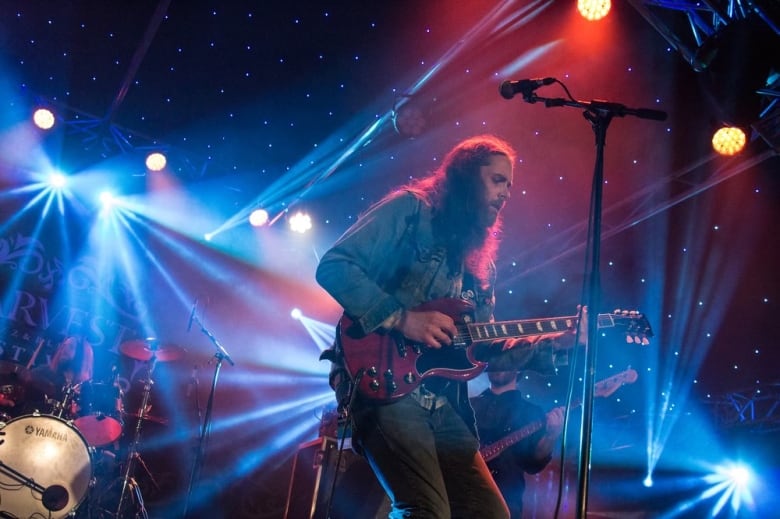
[{"xmin": 0, "ymin": 414, "xmax": 93, "ymax": 519}]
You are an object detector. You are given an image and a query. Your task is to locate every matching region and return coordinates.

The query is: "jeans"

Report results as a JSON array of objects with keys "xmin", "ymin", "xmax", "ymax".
[{"xmin": 353, "ymin": 393, "xmax": 509, "ymax": 519}]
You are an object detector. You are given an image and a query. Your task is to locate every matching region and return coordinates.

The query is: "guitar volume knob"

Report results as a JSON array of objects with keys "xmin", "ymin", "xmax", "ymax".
[
  {"xmin": 383, "ymin": 370, "xmax": 397, "ymax": 393},
  {"xmin": 369, "ymin": 379, "xmax": 380, "ymax": 391},
  {"xmin": 403, "ymin": 372, "xmax": 416, "ymax": 384},
  {"xmin": 367, "ymin": 366, "xmax": 378, "ymax": 377}
]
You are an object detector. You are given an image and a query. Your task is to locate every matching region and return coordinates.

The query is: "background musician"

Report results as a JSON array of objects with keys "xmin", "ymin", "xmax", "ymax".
[
  {"xmin": 21, "ymin": 335, "xmax": 94, "ymax": 416},
  {"xmin": 471, "ymin": 367, "xmax": 564, "ymax": 518}
]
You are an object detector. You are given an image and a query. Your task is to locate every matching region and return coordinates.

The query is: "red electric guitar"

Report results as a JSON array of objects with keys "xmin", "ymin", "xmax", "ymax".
[{"xmin": 339, "ymin": 298, "xmax": 652, "ymax": 401}]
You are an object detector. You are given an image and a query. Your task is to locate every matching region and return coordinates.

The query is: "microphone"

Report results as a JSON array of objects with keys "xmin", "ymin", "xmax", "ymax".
[
  {"xmin": 500, "ymin": 77, "xmax": 555, "ymax": 99},
  {"xmin": 186, "ymin": 298, "xmax": 198, "ymax": 332}
]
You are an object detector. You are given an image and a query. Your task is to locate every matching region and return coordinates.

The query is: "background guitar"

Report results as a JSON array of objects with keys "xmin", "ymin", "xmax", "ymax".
[{"xmin": 480, "ymin": 368, "xmax": 639, "ymax": 462}]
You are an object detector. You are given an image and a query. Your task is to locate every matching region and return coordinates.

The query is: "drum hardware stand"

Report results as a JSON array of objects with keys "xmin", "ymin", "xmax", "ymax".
[
  {"xmin": 51, "ymin": 382, "xmax": 79, "ymax": 419},
  {"xmin": 115, "ymin": 355, "xmax": 159, "ymax": 519},
  {"xmin": 182, "ymin": 307, "xmax": 234, "ymax": 519}
]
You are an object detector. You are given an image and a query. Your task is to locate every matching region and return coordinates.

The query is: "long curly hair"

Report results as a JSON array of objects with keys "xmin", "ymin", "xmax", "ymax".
[
  {"xmin": 403, "ymin": 134, "xmax": 516, "ymax": 287},
  {"xmin": 50, "ymin": 335, "xmax": 94, "ymax": 383}
]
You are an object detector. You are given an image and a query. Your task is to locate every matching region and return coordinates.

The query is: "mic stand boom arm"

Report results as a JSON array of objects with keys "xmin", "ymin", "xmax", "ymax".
[
  {"xmin": 520, "ymin": 91, "xmax": 665, "ymax": 519},
  {"xmin": 181, "ymin": 313, "xmax": 235, "ymax": 519},
  {"xmin": 524, "ymin": 92, "xmax": 668, "ymax": 121}
]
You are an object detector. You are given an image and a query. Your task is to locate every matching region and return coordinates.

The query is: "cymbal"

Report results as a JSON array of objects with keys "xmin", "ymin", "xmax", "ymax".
[
  {"xmin": 119, "ymin": 340, "xmax": 185, "ymax": 362},
  {"xmin": 0, "ymin": 360, "xmax": 30, "ymax": 376},
  {"xmin": 0, "ymin": 362, "xmax": 34, "ymax": 406},
  {"xmin": 18, "ymin": 368, "xmax": 57, "ymax": 397}
]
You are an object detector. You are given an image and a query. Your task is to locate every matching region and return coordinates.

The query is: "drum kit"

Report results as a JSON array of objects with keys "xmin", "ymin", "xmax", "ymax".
[{"xmin": 0, "ymin": 339, "xmax": 185, "ymax": 519}]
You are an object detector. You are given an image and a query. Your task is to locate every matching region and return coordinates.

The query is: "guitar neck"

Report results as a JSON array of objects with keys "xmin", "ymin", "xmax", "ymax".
[
  {"xmin": 466, "ymin": 313, "xmax": 617, "ymax": 343},
  {"xmin": 480, "ymin": 419, "xmax": 545, "ymax": 462}
]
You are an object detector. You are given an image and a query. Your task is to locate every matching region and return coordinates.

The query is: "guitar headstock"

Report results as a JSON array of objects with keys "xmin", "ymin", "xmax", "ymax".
[
  {"xmin": 600, "ymin": 310, "xmax": 654, "ymax": 345},
  {"xmin": 594, "ymin": 368, "xmax": 638, "ymax": 398}
]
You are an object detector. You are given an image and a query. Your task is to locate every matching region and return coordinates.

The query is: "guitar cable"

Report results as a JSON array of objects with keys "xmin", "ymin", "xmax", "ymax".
[
  {"xmin": 322, "ymin": 368, "xmax": 365, "ymax": 519},
  {"xmin": 555, "ymin": 155, "xmax": 601, "ymax": 518},
  {"xmin": 553, "ymin": 314, "xmax": 585, "ymax": 519}
]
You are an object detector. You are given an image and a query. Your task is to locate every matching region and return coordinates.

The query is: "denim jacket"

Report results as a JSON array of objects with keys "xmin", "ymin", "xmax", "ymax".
[
  {"xmin": 316, "ymin": 190, "xmax": 557, "ymax": 394},
  {"xmin": 316, "ymin": 190, "xmax": 495, "ymax": 335}
]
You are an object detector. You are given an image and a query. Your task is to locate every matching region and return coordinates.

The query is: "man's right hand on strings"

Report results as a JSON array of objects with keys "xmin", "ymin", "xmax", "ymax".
[{"xmin": 393, "ymin": 309, "xmax": 457, "ymax": 349}]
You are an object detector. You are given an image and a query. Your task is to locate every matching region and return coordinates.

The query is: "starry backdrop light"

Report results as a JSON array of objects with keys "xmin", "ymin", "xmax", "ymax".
[{"xmin": 0, "ymin": 1, "xmax": 778, "ymax": 519}]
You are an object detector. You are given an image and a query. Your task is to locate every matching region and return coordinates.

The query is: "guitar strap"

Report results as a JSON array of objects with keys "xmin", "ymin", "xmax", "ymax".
[{"xmin": 459, "ymin": 271, "xmax": 475, "ymax": 305}]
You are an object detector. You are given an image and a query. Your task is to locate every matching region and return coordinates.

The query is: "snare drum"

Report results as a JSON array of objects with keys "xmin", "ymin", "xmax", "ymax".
[
  {"xmin": 74, "ymin": 381, "xmax": 124, "ymax": 446},
  {"xmin": 0, "ymin": 414, "xmax": 93, "ymax": 519}
]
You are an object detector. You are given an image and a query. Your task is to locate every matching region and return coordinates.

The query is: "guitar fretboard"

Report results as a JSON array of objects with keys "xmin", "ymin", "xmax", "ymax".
[
  {"xmin": 465, "ymin": 313, "xmax": 622, "ymax": 343},
  {"xmin": 468, "ymin": 317, "xmax": 576, "ymax": 342}
]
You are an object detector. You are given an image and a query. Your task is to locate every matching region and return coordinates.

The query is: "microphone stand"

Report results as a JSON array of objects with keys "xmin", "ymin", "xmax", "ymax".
[
  {"xmin": 116, "ymin": 354, "xmax": 157, "ymax": 519},
  {"xmin": 181, "ymin": 313, "xmax": 234, "ymax": 519},
  {"xmin": 517, "ymin": 90, "xmax": 665, "ymax": 518}
]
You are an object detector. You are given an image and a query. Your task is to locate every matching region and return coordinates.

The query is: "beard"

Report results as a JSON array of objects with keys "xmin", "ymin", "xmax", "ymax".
[
  {"xmin": 487, "ymin": 370, "xmax": 517, "ymax": 387},
  {"xmin": 431, "ymin": 175, "xmax": 502, "ymax": 281},
  {"xmin": 479, "ymin": 203, "xmax": 501, "ymax": 228}
]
